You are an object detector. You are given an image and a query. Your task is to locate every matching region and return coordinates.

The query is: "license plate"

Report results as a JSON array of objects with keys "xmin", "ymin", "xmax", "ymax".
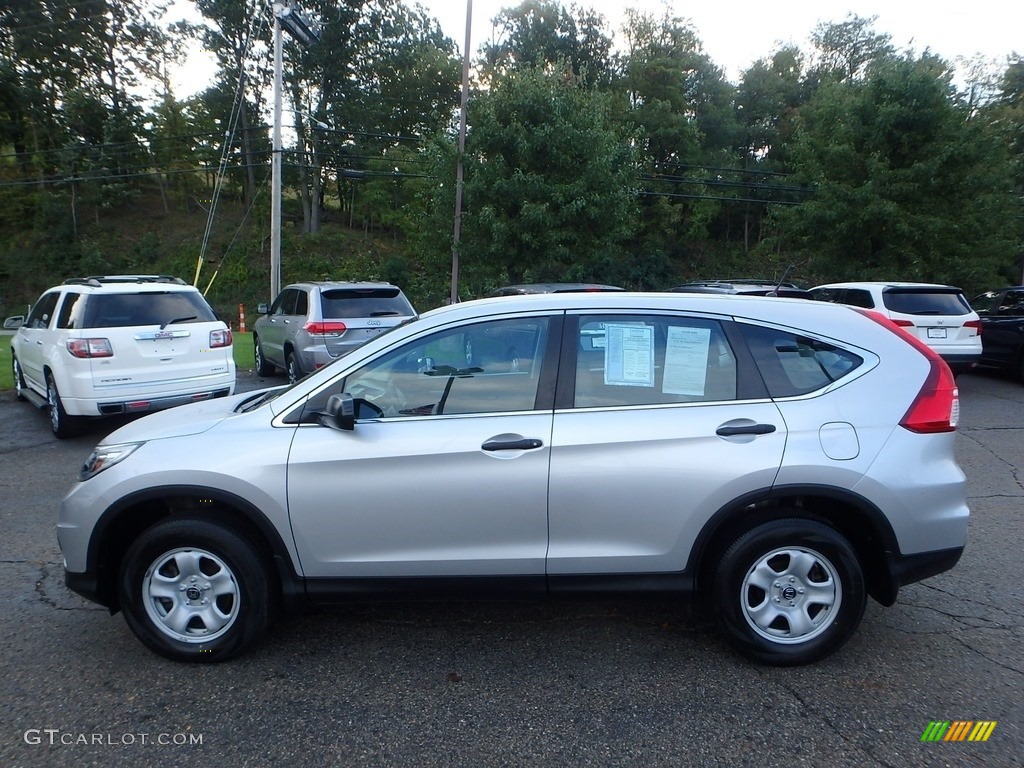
[{"xmin": 927, "ymin": 327, "xmax": 947, "ymax": 339}]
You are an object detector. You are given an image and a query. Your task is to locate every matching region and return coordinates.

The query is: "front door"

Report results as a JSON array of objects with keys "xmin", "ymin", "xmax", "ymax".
[{"xmin": 286, "ymin": 314, "xmax": 558, "ymax": 580}]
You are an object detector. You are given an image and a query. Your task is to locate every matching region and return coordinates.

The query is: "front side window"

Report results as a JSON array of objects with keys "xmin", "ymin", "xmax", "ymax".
[
  {"xmin": 573, "ymin": 315, "xmax": 737, "ymax": 407},
  {"xmin": 25, "ymin": 291, "xmax": 60, "ymax": 329},
  {"xmin": 970, "ymin": 291, "xmax": 1001, "ymax": 314},
  {"xmin": 340, "ymin": 317, "xmax": 550, "ymax": 417}
]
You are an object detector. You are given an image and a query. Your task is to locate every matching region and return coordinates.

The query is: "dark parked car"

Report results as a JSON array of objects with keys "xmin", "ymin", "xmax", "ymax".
[
  {"xmin": 488, "ymin": 283, "xmax": 624, "ymax": 297},
  {"xmin": 970, "ymin": 287, "xmax": 1024, "ymax": 379},
  {"xmin": 669, "ymin": 280, "xmax": 813, "ymax": 299}
]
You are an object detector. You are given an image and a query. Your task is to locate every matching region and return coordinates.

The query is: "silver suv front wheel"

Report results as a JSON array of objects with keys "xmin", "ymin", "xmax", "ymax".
[{"xmin": 119, "ymin": 518, "xmax": 274, "ymax": 663}]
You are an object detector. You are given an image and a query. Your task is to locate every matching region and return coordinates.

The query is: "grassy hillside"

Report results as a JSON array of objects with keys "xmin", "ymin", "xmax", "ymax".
[{"xmin": 0, "ymin": 187, "xmax": 449, "ymax": 328}]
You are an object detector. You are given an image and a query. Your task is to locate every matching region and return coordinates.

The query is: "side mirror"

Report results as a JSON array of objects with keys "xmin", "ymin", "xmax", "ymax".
[
  {"xmin": 257, "ymin": 303, "xmax": 270, "ymax": 315},
  {"xmin": 320, "ymin": 393, "xmax": 355, "ymax": 431},
  {"xmin": 3, "ymin": 315, "xmax": 25, "ymax": 330}
]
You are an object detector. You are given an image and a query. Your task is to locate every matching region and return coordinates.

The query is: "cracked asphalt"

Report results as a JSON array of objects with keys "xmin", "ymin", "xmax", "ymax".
[{"xmin": 0, "ymin": 368, "xmax": 1021, "ymax": 767}]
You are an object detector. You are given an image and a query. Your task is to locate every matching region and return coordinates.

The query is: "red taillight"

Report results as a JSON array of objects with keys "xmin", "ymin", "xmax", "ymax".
[
  {"xmin": 855, "ymin": 309, "xmax": 958, "ymax": 433},
  {"xmin": 964, "ymin": 319, "xmax": 982, "ymax": 336},
  {"xmin": 66, "ymin": 338, "xmax": 113, "ymax": 358},
  {"xmin": 304, "ymin": 321, "xmax": 347, "ymax": 336},
  {"xmin": 210, "ymin": 329, "xmax": 233, "ymax": 348},
  {"xmin": 891, "ymin": 319, "xmax": 915, "ymax": 328}
]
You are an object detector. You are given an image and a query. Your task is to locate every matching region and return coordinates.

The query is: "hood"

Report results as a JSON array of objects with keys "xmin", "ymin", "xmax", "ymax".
[{"xmin": 98, "ymin": 389, "xmax": 264, "ymax": 444}]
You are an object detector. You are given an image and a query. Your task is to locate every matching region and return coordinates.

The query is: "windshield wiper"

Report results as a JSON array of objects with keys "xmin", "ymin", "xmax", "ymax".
[{"xmin": 162, "ymin": 315, "xmax": 198, "ymax": 329}]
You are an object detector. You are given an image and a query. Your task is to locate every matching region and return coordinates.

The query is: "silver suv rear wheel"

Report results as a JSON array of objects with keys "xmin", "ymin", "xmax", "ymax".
[{"xmin": 712, "ymin": 518, "xmax": 866, "ymax": 666}]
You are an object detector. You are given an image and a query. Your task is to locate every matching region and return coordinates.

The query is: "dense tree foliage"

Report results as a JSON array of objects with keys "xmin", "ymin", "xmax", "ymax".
[
  {"xmin": 0, "ymin": 2, "xmax": 1021, "ymax": 315},
  {"xmin": 462, "ymin": 66, "xmax": 636, "ymax": 285}
]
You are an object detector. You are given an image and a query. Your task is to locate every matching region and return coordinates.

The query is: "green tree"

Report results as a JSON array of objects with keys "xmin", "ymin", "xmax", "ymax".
[
  {"xmin": 480, "ymin": 0, "xmax": 613, "ymax": 88},
  {"xmin": 462, "ymin": 66, "xmax": 636, "ymax": 285},
  {"xmin": 809, "ymin": 14, "xmax": 895, "ymax": 83},
  {"xmin": 192, "ymin": 0, "xmax": 273, "ymax": 207},
  {"xmin": 767, "ymin": 55, "xmax": 1016, "ymax": 293}
]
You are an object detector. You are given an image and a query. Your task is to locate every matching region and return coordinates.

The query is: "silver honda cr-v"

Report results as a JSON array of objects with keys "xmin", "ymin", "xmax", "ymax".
[{"xmin": 58, "ymin": 292, "xmax": 968, "ymax": 666}]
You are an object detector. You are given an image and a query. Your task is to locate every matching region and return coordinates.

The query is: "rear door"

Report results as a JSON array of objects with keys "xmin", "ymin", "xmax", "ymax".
[
  {"xmin": 258, "ymin": 288, "xmax": 299, "ymax": 367},
  {"xmin": 286, "ymin": 314, "xmax": 558, "ymax": 580},
  {"xmin": 546, "ymin": 312, "xmax": 787, "ymax": 578}
]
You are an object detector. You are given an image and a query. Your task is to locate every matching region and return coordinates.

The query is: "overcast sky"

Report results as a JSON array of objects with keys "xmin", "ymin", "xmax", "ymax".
[
  {"xmin": 418, "ymin": 0, "xmax": 1022, "ymax": 80},
  {"xmin": 166, "ymin": 0, "xmax": 1021, "ymax": 96}
]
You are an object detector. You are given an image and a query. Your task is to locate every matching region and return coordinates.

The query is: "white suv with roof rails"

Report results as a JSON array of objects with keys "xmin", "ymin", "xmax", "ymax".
[
  {"xmin": 808, "ymin": 282, "xmax": 982, "ymax": 374},
  {"xmin": 10, "ymin": 275, "xmax": 235, "ymax": 437}
]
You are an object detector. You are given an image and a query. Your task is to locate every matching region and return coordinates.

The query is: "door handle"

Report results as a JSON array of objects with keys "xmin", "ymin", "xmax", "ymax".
[
  {"xmin": 482, "ymin": 438, "xmax": 543, "ymax": 451},
  {"xmin": 716, "ymin": 423, "xmax": 776, "ymax": 437}
]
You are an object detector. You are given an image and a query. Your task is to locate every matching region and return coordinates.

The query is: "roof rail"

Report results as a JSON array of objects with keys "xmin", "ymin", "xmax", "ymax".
[{"xmin": 63, "ymin": 275, "xmax": 187, "ymax": 286}]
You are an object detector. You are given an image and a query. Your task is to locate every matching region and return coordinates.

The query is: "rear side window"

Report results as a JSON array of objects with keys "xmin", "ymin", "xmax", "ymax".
[
  {"xmin": 320, "ymin": 288, "xmax": 414, "ymax": 319},
  {"xmin": 81, "ymin": 291, "xmax": 217, "ymax": 328},
  {"xmin": 740, "ymin": 324, "xmax": 863, "ymax": 397},
  {"xmin": 573, "ymin": 315, "xmax": 738, "ymax": 407},
  {"xmin": 56, "ymin": 292, "xmax": 85, "ymax": 329},
  {"xmin": 842, "ymin": 289, "xmax": 875, "ymax": 309},
  {"xmin": 882, "ymin": 290, "xmax": 970, "ymax": 316}
]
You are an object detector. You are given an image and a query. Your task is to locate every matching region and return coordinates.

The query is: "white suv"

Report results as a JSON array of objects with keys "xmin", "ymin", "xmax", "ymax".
[
  {"xmin": 809, "ymin": 282, "xmax": 982, "ymax": 374},
  {"xmin": 11, "ymin": 275, "xmax": 235, "ymax": 437}
]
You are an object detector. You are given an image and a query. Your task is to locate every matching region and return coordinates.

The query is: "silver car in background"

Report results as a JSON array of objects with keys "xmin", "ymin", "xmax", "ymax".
[
  {"xmin": 59, "ymin": 292, "xmax": 968, "ymax": 666},
  {"xmin": 253, "ymin": 281, "xmax": 416, "ymax": 382}
]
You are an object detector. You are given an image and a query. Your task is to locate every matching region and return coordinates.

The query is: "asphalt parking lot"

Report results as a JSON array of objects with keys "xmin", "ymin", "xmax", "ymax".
[{"xmin": 0, "ymin": 368, "xmax": 1021, "ymax": 767}]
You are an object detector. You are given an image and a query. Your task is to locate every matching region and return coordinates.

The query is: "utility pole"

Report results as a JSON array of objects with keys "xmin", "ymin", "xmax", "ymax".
[
  {"xmin": 451, "ymin": 0, "xmax": 472, "ymax": 305},
  {"xmin": 270, "ymin": 2, "xmax": 319, "ymax": 301},
  {"xmin": 271, "ymin": 5, "xmax": 284, "ymax": 301}
]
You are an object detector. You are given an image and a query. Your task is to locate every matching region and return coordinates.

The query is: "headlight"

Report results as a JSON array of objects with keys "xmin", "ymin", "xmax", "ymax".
[{"xmin": 80, "ymin": 442, "xmax": 145, "ymax": 481}]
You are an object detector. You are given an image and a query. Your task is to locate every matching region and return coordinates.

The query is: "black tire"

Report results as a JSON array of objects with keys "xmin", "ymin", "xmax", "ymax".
[
  {"xmin": 46, "ymin": 373, "xmax": 82, "ymax": 439},
  {"xmin": 118, "ymin": 518, "xmax": 273, "ymax": 663},
  {"xmin": 12, "ymin": 356, "xmax": 26, "ymax": 401},
  {"xmin": 285, "ymin": 350, "xmax": 302, "ymax": 385},
  {"xmin": 712, "ymin": 518, "xmax": 866, "ymax": 666},
  {"xmin": 253, "ymin": 335, "xmax": 274, "ymax": 376}
]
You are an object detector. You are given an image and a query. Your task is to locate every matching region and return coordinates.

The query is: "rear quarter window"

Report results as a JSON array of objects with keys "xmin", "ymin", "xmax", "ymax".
[{"xmin": 739, "ymin": 324, "xmax": 863, "ymax": 397}]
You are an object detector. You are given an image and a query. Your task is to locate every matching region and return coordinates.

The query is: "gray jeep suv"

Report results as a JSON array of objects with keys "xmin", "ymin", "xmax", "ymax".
[{"xmin": 253, "ymin": 281, "xmax": 416, "ymax": 382}]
